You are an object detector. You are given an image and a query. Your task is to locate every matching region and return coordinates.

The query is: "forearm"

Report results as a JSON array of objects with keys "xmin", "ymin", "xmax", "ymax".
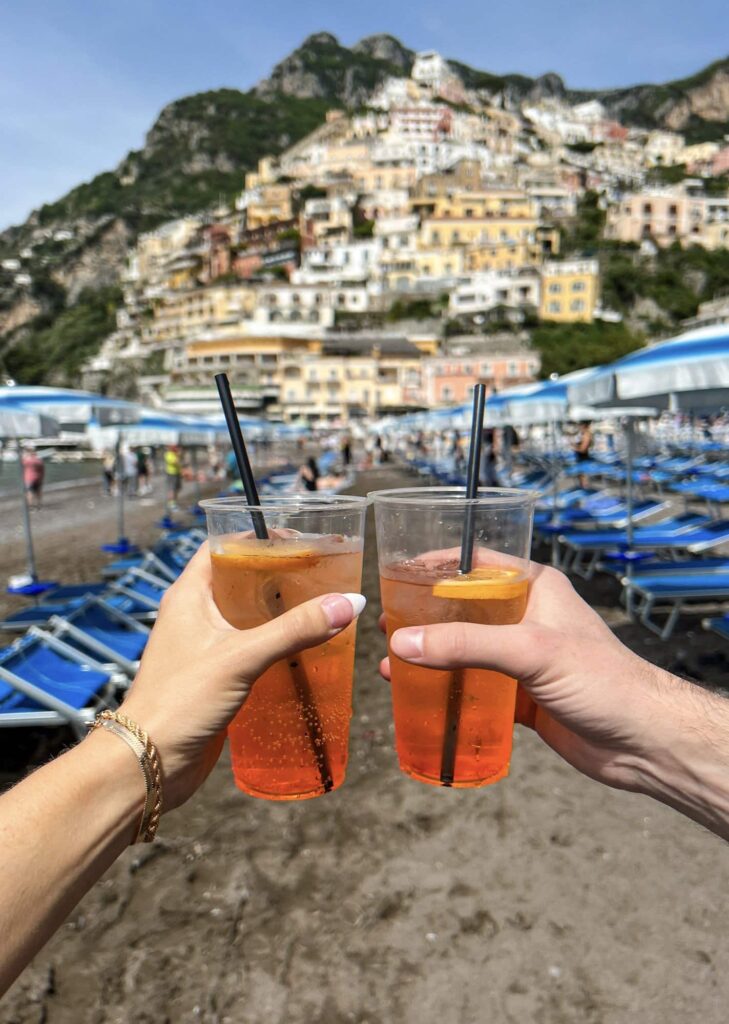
[
  {"xmin": 634, "ymin": 672, "xmax": 729, "ymax": 843},
  {"xmin": 0, "ymin": 730, "xmax": 143, "ymax": 994}
]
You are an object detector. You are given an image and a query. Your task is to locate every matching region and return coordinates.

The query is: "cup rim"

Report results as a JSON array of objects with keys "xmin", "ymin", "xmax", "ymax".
[
  {"xmin": 367, "ymin": 486, "xmax": 538, "ymax": 508},
  {"xmin": 200, "ymin": 494, "xmax": 369, "ymax": 514}
]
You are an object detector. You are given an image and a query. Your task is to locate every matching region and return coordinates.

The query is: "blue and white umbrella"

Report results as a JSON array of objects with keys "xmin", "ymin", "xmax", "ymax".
[
  {"xmin": 567, "ymin": 326, "xmax": 729, "ymax": 412},
  {"xmin": 0, "ymin": 385, "xmax": 140, "ymax": 428},
  {"xmin": 488, "ymin": 369, "xmax": 599, "ymax": 427}
]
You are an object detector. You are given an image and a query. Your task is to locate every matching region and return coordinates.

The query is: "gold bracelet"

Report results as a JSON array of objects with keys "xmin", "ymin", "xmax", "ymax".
[{"xmin": 89, "ymin": 710, "xmax": 162, "ymax": 844}]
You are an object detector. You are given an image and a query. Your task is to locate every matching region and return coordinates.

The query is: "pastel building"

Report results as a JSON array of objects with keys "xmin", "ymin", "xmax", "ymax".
[{"xmin": 539, "ymin": 259, "xmax": 599, "ymax": 323}]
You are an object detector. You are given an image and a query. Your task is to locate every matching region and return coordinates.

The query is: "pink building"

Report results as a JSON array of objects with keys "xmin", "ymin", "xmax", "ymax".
[{"xmin": 423, "ymin": 350, "xmax": 539, "ymax": 406}]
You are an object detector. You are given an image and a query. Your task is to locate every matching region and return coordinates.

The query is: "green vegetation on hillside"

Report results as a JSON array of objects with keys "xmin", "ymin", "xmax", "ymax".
[
  {"xmin": 3, "ymin": 287, "xmax": 121, "ymax": 384},
  {"xmin": 446, "ymin": 59, "xmax": 534, "ymax": 96},
  {"xmin": 601, "ymin": 244, "xmax": 729, "ymax": 324},
  {"xmin": 561, "ymin": 190, "xmax": 606, "ymax": 253},
  {"xmin": 37, "ymin": 91, "xmax": 333, "ymax": 226},
  {"xmin": 532, "ymin": 321, "xmax": 643, "ymax": 378}
]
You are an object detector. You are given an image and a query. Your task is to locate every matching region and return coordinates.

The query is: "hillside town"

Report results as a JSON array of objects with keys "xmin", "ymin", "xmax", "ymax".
[{"xmin": 9, "ymin": 49, "xmax": 729, "ymax": 424}]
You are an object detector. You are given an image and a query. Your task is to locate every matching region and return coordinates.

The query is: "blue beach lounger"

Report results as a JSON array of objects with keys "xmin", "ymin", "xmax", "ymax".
[
  {"xmin": 556, "ymin": 516, "xmax": 725, "ymax": 578},
  {"xmin": 0, "ymin": 631, "xmax": 119, "ymax": 737}
]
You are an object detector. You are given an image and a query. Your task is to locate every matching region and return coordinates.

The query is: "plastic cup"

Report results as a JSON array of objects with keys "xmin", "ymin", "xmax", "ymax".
[
  {"xmin": 201, "ymin": 494, "xmax": 367, "ymax": 801},
  {"xmin": 370, "ymin": 487, "xmax": 536, "ymax": 789}
]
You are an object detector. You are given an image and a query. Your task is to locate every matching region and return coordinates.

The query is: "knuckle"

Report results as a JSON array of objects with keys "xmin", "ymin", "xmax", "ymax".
[
  {"xmin": 444, "ymin": 624, "xmax": 471, "ymax": 663},
  {"xmin": 282, "ymin": 606, "xmax": 315, "ymax": 649}
]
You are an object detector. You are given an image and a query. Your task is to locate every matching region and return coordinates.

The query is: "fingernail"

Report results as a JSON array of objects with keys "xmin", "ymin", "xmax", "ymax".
[
  {"xmin": 321, "ymin": 593, "xmax": 366, "ymax": 629},
  {"xmin": 391, "ymin": 628, "xmax": 424, "ymax": 660}
]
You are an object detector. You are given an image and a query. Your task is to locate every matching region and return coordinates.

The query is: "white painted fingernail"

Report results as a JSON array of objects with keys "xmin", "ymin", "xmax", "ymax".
[{"xmin": 343, "ymin": 593, "xmax": 367, "ymax": 618}]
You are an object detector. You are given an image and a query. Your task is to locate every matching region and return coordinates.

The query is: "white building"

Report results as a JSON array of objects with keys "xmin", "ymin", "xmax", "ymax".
[
  {"xmin": 252, "ymin": 284, "xmax": 336, "ymax": 330},
  {"xmin": 449, "ymin": 271, "xmax": 541, "ymax": 317},
  {"xmin": 369, "ymin": 76, "xmax": 416, "ymax": 110},
  {"xmin": 292, "ymin": 240, "xmax": 382, "ymax": 285},
  {"xmin": 412, "ymin": 52, "xmax": 452, "ymax": 90}
]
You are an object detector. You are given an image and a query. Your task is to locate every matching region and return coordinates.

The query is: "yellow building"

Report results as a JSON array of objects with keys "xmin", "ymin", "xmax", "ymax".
[
  {"xmin": 277, "ymin": 345, "xmax": 425, "ymax": 422},
  {"xmin": 539, "ymin": 259, "xmax": 600, "ymax": 323},
  {"xmin": 353, "ymin": 162, "xmax": 418, "ymax": 193},
  {"xmin": 142, "ymin": 284, "xmax": 257, "ymax": 347},
  {"xmin": 413, "ymin": 248, "xmax": 465, "ymax": 278},
  {"xmin": 245, "ymin": 183, "xmax": 294, "ymax": 230},
  {"xmin": 413, "ymin": 187, "xmax": 535, "ymax": 221}
]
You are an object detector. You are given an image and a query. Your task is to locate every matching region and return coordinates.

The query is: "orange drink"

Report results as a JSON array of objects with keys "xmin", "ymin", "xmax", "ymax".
[
  {"xmin": 371, "ymin": 487, "xmax": 535, "ymax": 789},
  {"xmin": 202, "ymin": 496, "xmax": 367, "ymax": 801},
  {"xmin": 380, "ymin": 562, "xmax": 528, "ymax": 787}
]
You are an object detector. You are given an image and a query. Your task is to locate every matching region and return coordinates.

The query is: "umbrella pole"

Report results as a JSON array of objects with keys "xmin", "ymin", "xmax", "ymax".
[
  {"xmin": 550, "ymin": 419, "xmax": 560, "ymax": 566},
  {"xmin": 16, "ymin": 443, "xmax": 38, "ymax": 581},
  {"xmin": 191, "ymin": 446, "xmax": 201, "ymax": 507},
  {"xmin": 624, "ymin": 418, "xmax": 636, "ymax": 619},
  {"xmin": 116, "ymin": 433, "xmax": 128, "ymax": 549}
]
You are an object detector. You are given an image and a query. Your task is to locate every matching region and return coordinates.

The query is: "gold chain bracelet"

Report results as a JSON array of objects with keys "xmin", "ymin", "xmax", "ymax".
[{"xmin": 89, "ymin": 710, "xmax": 162, "ymax": 844}]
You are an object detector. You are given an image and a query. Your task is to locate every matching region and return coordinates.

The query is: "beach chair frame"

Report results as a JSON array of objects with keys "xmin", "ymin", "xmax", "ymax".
[
  {"xmin": 48, "ymin": 597, "xmax": 149, "ymax": 677},
  {"xmin": 0, "ymin": 629, "xmax": 118, "ymax": 737},
  {"xmin": 623, "ymin": 579, "xmax": 729, "ymax": 641}
]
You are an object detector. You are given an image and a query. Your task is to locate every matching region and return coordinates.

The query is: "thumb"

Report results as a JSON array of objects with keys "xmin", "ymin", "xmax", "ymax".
[
  {"xmin": 389, "ymin": 621, "xmax": 548, "ymax": 684},
  {"xmin": 225, "ymin": 592, "xmax": 366, "ymax": 681}
]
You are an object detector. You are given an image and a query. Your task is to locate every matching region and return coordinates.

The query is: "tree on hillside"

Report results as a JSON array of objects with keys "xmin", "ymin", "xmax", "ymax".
[{"xmin": 531, "ymin": 321, "xmax": 643, "ymax": 378}]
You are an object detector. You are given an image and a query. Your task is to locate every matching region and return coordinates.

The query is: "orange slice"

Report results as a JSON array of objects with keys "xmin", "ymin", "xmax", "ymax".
[
  {"xmin": 432, "ymin": 567, "xmax": 526, "ymax": 601},
  {"xmin": 213, "ymin": 544, "xmax": 320, "ymax": 572}
]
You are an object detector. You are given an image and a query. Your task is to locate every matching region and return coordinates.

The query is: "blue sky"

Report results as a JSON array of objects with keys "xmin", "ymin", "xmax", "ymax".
[{"xmin": 2, "ymin": 0, "xmax": 728, "ymax": 229}]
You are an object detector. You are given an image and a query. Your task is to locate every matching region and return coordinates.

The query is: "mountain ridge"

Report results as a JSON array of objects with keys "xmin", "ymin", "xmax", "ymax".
[{"xmin": 2, "ymin": 33, "xmax": 729, "ymax": 383}]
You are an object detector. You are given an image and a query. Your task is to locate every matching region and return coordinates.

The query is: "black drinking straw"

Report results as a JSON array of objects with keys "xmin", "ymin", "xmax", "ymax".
[
  {"xmin": 215, "ymin": 373, "xmax": 268, "ymax": 540},
  {"xmin": 440, "ymin": 383, "xmax": 486, "ymax": 786},
  {"xmin": 459, "ymin": 383, "xmax": 487, "ymax": 573},
  {"xmin": 214, "ymin": 372, "xmax": 333, "ymax": 793}
]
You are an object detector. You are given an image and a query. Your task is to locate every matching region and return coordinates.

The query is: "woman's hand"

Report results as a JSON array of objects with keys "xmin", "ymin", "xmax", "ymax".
[
  {"xmin": 381, "ymin": 562, "xmax": 679, "ymax": 793},
  {"xmin": 121, "ymin": 542, "xmax": 364, "ymax": 811}
]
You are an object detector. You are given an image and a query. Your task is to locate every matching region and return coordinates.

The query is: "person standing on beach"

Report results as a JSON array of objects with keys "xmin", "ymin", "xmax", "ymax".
[
  {"xmin": 164, "ymin": 445, "xmax": 182, "ymax": 509},
  {"xmin": 299, "ymin": 455, "xmax": 320, "ymax": 492},
  {"xmin": 572, "ymin": 420, "xmax": 593, "ymax": 489},
  {"xmin": 21, "ymin": 445, "xmax": 44, "ymax": 510},
  {"xmin": 122, "ymin": 447, "xmax": 138, "ymax": 498},
  {"xmin": 136, "ymin": 448, "xmax": 151, "ymax": 495}
]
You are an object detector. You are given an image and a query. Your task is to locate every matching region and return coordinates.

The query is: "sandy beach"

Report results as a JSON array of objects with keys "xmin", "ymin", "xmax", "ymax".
[{"xmin": 1, "ymin": 465, "xmax": 728, "ymax": 1024}]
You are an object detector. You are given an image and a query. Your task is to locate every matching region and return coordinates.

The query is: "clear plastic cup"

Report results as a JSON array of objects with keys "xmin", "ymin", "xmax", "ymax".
[
  {"xmin": 370, "ymin": 487, "xmax": 535, "ymax": 788},
  {"xmin": 201, "ymin": 494, "xmax": 367, "ymax": 801}
]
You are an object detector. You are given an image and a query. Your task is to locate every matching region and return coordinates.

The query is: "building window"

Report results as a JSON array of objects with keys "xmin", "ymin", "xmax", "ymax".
[
  {"xmin": 668, "ymin": 204, "xmax": 678, "ymax": 217},
  {"xmin": 570, "ymin": 299, "xmax": 585, "ymax": 312},
  {"xmin": 431, "ymin": 230, "xmax": 440, "ymax": 244},
  {"xmin": 442, "ymin": 385, "xmax": 453, "ymax": 400},
  {"xmin": 571, "ymin": 281, "xmax": 586, "ymax": 292},
  {"xmin": 548, "ymin": 301, "xmax": 561, "ymax": 313},
  {"xmin": 548, "ymin": 282, "xmax": 562, "ymax": 293},
  {"xmin": 643, "ymin": 203, "xmax": 652, "ymax": 216}
]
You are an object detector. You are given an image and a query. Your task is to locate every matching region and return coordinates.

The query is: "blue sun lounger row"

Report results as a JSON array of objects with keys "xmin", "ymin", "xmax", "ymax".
[
  {"xmin": 553, "ymin": 516, "xmax": 728, "ymax": 579},
  {"xmin": 0, "ymin": 518, "xmax": 207, "ymax": 731}
]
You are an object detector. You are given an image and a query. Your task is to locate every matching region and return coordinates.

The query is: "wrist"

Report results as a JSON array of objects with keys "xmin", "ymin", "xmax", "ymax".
[
  {"xmin": 75, "ymin": 727, "xmax": 151, "ymax": 845},
  {"xmin": 630, "ymin": 671, "xmax": 729, "ymax": 841}
]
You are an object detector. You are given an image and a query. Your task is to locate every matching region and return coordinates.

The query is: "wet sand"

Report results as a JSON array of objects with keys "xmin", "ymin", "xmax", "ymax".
[{"xmin": 2, "ymin": 466, "xmax": 728, "ymax": 1024}]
